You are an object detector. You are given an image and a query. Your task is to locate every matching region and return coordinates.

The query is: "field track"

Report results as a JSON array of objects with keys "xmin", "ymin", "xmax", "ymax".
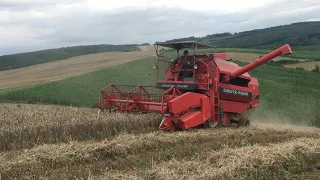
[
  {"xmin": 0, "ymin": 46, "xmax": 155, "ymax": 89},
  {"xmin": 284, "ymin": 61, "xmax": 320, "ymax": 70},
  {"xmin": 0, "ymin": 103, "xmax": 320, "ymax": 179},
  {"xmin": 226, "ymin": 52, "xmax": 307, "ymax": 62}
]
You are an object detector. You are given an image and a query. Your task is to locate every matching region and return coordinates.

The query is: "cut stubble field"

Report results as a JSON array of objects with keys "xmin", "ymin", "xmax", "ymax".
[
  {"xmin": 1, "ymin": 103, "xmax": 320, "ymax": 180},
  {"xmin": 0, "ymin": 45, "xmax": 155, "ymax": 89}
]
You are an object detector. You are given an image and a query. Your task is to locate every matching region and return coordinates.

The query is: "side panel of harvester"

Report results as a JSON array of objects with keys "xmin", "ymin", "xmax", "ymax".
[
  {"xmin": 214, "ymin": 44, "xmax": 292, "ymax": 124},
  {"xmin": 164, "ymin": 44, "xmax": 293, "ymax": 128}
]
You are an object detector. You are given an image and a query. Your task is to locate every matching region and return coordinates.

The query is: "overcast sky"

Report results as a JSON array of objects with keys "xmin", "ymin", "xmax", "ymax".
[{"xmin": 0, "ymin": 0, "xmax": 319, "ymax": 55}]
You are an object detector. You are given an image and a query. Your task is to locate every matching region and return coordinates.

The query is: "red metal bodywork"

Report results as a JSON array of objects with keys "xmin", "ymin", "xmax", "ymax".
[{"xmin": 99, "ymin": 42, "xmax": 293, "ymax": 130}]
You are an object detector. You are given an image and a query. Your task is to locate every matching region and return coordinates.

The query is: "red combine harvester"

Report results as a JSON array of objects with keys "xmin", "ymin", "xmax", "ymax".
[{"xmin": 98, "ymin": 41, "xmax": 292, "ymax": 131}]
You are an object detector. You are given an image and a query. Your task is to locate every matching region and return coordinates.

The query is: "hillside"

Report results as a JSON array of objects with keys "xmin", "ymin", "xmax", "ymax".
[
  {"xmin": 208, "ymin": 22, "xmax": 320, "ymax": 49},
  {"xmin": 0, "ymin": 44, "xmax": 140, "ymax": 71},
  {"xmin": 0, "ymin": 45, "xmax": 155, "ymax": 89},
  {"xmin": 166, "ymin": 21, "xmax": 320, "ymax": 60},
  {"xmin": 0, "ymin": 103, "xmax": 319, "ymax": 179}
]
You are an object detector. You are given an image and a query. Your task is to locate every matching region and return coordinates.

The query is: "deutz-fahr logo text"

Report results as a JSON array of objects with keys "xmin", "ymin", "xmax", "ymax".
[
  {"xmin": 156, "ymin": 83, "xmax": 198, "ymax": 90},
  {"xmin": 160, "ymin": 84, "xmax": 188, "ymax": 88},
  {"xmin": 219, "ymin": 87, "xmax": 251, "ymax": 97}
]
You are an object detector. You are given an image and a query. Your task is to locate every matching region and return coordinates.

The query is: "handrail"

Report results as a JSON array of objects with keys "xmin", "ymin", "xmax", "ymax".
[
  {"xmin": 194, "ymin": 60, "xmax": 210, "ymax": 90},
  {"xmin": 211, "ymin": 61, "xmax": 220, "ymax": 91}
]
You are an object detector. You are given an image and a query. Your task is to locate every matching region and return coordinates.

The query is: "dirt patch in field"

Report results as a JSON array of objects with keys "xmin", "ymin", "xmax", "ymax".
[
  {"xmin": 0, "ymin": 46, "xmax": 155, "ymax": 89},
  {"xmin": 226, "ymin": 52, "xmax": 319, "ymax": 71},
  {"xmin": 284, "ymin": 61, "xmax": 320, "ymax": 70},
  {"xmin": 226, "ymin": 52, "xmax": 307, "ymax": 62}
]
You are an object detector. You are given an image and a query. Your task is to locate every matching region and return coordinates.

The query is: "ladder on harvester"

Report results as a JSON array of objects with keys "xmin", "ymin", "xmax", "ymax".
[{"xmin": 212, "ymin": 62, "xmax": 221, "ymax": 126}]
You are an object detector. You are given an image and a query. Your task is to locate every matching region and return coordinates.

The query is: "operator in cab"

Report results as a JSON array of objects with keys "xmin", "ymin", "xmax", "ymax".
[
  {"xmin": 171, "ymin": 50, "xmax": 189, "ymax": 67},
  {"xmin": 183, "ymin": 50, "xmax": 189, "ymax": 56}
]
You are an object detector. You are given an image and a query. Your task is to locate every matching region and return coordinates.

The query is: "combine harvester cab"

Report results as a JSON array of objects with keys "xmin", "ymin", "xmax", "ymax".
[{"xmin": 99, "ymin": 41, "xmax": 292, "ymax": 131}]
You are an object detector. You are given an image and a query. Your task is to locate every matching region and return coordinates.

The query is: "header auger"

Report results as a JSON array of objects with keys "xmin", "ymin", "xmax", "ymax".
[{"xmin": 98, "ymin": 41, "xmax": 292, "ymax": 131}]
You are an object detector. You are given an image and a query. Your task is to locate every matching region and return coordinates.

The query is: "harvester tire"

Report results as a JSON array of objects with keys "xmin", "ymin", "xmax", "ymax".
[
  {"xmin": 238, "ymin": 117, "xmax": 250, "ymax": 127},
  {"xmin": 203, "ymin": 102, "xmax": 222, "ymax": 128},
  {"xmin": 203, "ymin": 120, "xmax": 219, "ymax": 128}
]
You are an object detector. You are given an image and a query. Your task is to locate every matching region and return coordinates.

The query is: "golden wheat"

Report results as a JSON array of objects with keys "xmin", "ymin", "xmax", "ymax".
[
  {"xmin": 0, "ymin": 103, "xmax": 162, "ymax": 151},
  {"xmin": 147, "ymin": 138, "xmax": 320, "ymax": 180},
  {"xmin": 1, "ymin": 103, "xmax": 320, "ymax": 179},
  {"xmin": 1, "ymin": 125, "xmax": 319, "ymax": 179}
]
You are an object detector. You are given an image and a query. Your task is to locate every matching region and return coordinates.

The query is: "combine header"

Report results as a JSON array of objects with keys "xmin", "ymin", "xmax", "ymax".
[{"xmin": 99, "ymin": 41, "xmax": 292, "ymax": 131}]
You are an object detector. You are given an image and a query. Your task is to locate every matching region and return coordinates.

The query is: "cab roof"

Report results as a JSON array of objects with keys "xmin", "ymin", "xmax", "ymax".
[{"xmin": 154, "ymin": 41, "xmax": 215, "ymax": 50}]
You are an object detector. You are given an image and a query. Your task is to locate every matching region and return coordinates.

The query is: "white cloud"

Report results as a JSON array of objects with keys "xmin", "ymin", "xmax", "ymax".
[
  {"xmin": 86, "ymin": 0, "xmax": 278, "ymax": 13},
  {"xmin": 0, "ymin": 0, "xmax": 319, "ymax": 55}
]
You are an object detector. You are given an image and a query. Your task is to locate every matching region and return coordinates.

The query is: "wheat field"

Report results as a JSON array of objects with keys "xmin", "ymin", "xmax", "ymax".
[{"xmin": 0, "ymin": 103, "xmax": 320, "ymax": 179}]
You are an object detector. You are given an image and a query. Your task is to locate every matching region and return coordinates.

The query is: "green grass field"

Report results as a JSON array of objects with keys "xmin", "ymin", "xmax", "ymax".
[
  {"xmin": 214, "ymin": 46, "xmax": 320, "ymax": 60},
  {"xmin": 0, "ymin": 57, "xmax": 159, "ymax": 107},
  {"xmin": 0, "ymin": 53, "xmax": 319, "ymax": 127}
]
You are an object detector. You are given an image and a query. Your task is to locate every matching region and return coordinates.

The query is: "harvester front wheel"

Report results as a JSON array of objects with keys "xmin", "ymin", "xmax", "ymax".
[
  {"xmin": 237, "ymin": 117, "xmax": 250, "ymax": 127},
  {"xmin": 203, "ymin": 120, "xmax": 220, "ymax": 128},
  {"xmin": 203, "ymin": 102, "xmax": 223, "ymax": 128}
]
